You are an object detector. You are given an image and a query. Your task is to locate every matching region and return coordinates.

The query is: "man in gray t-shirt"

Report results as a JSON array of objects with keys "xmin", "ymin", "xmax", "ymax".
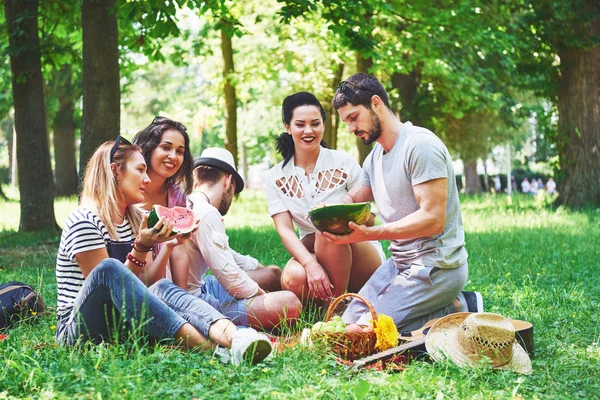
[{"xmin": 326, "ymin": 74, "xmax": 478, "ymax": 332}]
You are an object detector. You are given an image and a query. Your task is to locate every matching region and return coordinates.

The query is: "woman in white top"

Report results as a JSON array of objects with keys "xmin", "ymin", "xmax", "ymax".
[{"xmin": 264, "ymin": 92, "xmax": 385, "ymax": 302}]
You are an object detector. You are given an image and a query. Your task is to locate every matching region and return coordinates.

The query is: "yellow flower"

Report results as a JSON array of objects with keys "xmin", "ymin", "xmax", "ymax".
[
  {"xmin": 262, "ymin": 368, "xmax": 270, "ymax": 373},
  {"xmin": 370, "ymin": 314, "xmax": 399, "ymax": 351},
  {"xmin": 321, "ymin": 369, "xmax": 326, "ymax": 375},
  {"xmin": 50, "ymin": 325, "xmax": 56, "ymax": 330}
]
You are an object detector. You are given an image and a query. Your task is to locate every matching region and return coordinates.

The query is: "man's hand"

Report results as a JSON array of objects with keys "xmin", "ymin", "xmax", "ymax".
[{"xmin": 322, "ymin": 221, "xmax": 374, "ymax": 244}]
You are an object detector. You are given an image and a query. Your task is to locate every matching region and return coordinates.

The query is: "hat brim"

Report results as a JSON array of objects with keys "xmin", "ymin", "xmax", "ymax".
[
  {"xmin": 425, "ymin": 312, "xmax": 532, "ymax": 375},
  {"xmin": 193, "ymin": 157, "xmax": 244, "ymax": 194}
]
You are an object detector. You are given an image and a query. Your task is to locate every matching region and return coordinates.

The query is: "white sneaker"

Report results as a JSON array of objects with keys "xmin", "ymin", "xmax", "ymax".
[
  {"xmin": 230, "ymin": 328, "xmax": 273, "ymax": 366},
  {"xmin": 213, "ymin": 345, "xmax": 231, "ymax": 364}
]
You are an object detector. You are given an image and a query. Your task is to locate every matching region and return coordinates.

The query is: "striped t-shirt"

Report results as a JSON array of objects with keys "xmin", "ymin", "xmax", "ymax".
[{"xmin": 55, "ymin": 208, "xmax": 134, "ymax": 321}]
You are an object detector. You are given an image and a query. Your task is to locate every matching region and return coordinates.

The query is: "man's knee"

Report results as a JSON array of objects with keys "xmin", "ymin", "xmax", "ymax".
[
  {"xmin": 279, "ymin": 291, "xmax": 302, "ymax": 319},
  {"xmin": 264, "ymin": 265, "xmax": 282, "ymax": 281}
]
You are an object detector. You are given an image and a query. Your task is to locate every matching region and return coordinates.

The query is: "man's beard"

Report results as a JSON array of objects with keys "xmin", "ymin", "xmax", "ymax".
[
  {"xmin": 356, "ymin": 109, "xmax": 382, "ymax": 145},
  {"xmin": 218, "ymin": 184, "xmax": 234, "ymax": 215}
]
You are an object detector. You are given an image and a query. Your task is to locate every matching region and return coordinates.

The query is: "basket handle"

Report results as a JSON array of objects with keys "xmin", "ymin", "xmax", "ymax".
[{"xmin": 325, "ymin": 293, "xmax": 377, "ymax": 324}]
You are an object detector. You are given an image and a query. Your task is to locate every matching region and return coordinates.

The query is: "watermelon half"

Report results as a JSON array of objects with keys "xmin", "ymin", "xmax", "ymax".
[
  {"xmin": 147, "ymin": 205, "xmax": 195, "ymax": 235},
  {"xmin": 308, "ymin": 202, "xmax": 371, "ymax": 235}
]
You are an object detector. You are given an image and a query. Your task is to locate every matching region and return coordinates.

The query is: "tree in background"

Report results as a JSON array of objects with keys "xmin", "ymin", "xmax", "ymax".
[
  {"xmin": 80, "ymin": 0, "xmax": 120, "ymax": 180},
  {"xmin": 521, "ymin": 0, "xmax": 599, "ymax": 208},
  {"xmin": 41, "ymin": 0, "xmax": 82, "ymax": 197},
  {"xmin": 218, "ymin": 13, "xmax": 241, "ymax": 167},
  {"xmin": 4, "ymin": 0, "xmax": 57, "ymax": 231}
]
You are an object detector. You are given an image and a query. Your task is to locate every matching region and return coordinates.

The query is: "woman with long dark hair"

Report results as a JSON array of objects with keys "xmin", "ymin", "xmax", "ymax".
[
  {"xmin": 264, "ymin": 92, "xmax": 385, "ymax": 303},
  {"xmin": 132, "ymin": 116, "xmax": 193, "ymax": 288}
]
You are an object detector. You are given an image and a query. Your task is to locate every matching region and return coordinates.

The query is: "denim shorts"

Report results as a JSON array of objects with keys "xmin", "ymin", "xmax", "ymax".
[{"xmin": 198, "ymin": 275, "xmax": 249, "ymax": 326}]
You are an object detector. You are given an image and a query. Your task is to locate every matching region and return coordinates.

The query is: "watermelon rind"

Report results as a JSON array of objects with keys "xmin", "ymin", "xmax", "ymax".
[
  {"xmin": 308, "ymin": 202, "xmax": 371, "ymax": 235},
  {"xmin": 147, "ymin": 205, "xmax": 195, "ymax": 235}
]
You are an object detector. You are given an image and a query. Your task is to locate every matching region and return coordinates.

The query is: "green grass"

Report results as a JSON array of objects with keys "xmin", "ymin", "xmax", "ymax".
[{"xmin": 1, "ymin": 188, "xmax": 599, "ymax": 399}]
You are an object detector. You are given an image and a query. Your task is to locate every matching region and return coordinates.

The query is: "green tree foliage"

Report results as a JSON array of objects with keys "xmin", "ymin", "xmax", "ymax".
[
  {"xmin": 518, "ymin": 0, "xmax": 600, "ymax": 208},
  {"xmin": 280, "ymin": 0, "xmax": 530, "ymax": 170}
]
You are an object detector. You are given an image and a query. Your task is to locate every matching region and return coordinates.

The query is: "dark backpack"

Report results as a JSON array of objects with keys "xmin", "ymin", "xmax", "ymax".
[{"xmin": 0, "ymin": 281, "xmax": 46, "ymax": 330}]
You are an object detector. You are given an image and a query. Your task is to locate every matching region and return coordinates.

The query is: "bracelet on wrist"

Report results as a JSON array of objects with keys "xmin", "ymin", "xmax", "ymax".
[
  {"xmin": 132, "ymin": 240, "xmax": 154, "ymax": 253},
  {"xmin": 126, "ymin": 253, "xmax": 147, "ymax": 268}
]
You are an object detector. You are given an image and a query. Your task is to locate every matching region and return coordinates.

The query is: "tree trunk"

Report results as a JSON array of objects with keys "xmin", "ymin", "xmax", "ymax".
[
  {"xmin": 5, "ymin": 0, "xmax": 57, "ymax": 231},
  {"xmin": 391, "ymin": 70, "xmax": 420, "ymax": 125},
  {"xmin": 324, "ymin": 62, "xmax": 344, "ymax": 149},
  {"xmin": 11, "ymin": 127, "xmax": 17, "ymax": 185},
  {"xmin": 1, "ymin": 116, "xmax": 14, "ymax": 184},
  {"xmin": 53, "ymin": 65, "xmax": 79, "ymax": 197},
  {"xmin": 463, "ymin": 159, "xmax": 481, "ymax": 194},
  {"xmin": 482, "ymin": 158, "xmax": 490, "ymax": 192},
  {"xmin": 80, "ymin": 0, "xmax": 120, "ymax": 181},
  {"xmin": 240, "ymin": 141, "xmax": 248, "ymax": 187},
  {"xmin": 556, "ymin": 14, "xmax": 600, "ymax": 208},
  {"xmin": 355, "ymin": 52, "xmax": 373, "ymax": 164},
  {"xmin": 220, "ymin": 25, "xmax": 238, "ymax": 167}
]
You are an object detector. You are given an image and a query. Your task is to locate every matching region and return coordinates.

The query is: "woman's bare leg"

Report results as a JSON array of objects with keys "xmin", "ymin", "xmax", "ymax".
[
  {"xmin": 314, "ymin": 232, "xmax": 353, "ymax": 297},
  {"xmin": 347, "ymin": 241, "xmax": 383, "ymax": 293}
]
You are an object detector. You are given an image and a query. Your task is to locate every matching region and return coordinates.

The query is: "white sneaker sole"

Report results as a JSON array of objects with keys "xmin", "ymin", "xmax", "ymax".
[{"xmin": 244, "ymin": 339, "xmax": 272, "ymax": 364}]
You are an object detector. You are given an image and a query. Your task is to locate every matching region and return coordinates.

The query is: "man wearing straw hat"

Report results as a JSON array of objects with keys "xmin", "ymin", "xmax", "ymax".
[{"xmin": 325, "ymin": 73, "xmax": 482, "ymax": 333}]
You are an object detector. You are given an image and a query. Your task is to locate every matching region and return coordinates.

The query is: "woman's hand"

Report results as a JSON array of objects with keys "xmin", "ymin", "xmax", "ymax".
[
  {"xmin": 304, "ymin": 260, "xmax": 333, "ymax": 301},
  {"xmin": 137, "ymin": 214, "xmax": 176, "ymax": 246}
]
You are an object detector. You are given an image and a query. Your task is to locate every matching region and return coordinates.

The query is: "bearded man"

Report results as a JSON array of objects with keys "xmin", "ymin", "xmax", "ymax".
[
  {"xmin": 182, "ymin": 148, "xmax": 302, "ymax": 331},
  {"xmin": 325, "ymin": 74, "xmax": 482, "ymax": 333}
]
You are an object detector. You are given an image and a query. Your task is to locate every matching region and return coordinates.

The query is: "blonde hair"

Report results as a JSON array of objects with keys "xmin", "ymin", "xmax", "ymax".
[{"xmin": 80, "ymin": 141, "xmax": 144, "ymax": 240}]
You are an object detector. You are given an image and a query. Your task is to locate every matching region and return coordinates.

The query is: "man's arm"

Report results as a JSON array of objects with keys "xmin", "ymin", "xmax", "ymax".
[
  {"xmin": 323, "ymin": 178, "xmax": 447, "ymax": 244},
  {"xmin": 197, "ymin": 211, "xmax": 260, "ymax": 299},
  {"xmin": 341, "ymin": 183, "xmax": 374, "ymax": 204}
]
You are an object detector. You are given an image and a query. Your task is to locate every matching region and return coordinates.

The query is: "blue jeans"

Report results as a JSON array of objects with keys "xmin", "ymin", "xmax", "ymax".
[
  {"xmin": 199, "ymin": 275, "xmax": 249, "ymax": 326},
  {"xmin": 149, "ymin": 279, "xmax": 227, "ymax": 337},
  {"xmin": 56, "ymin": 259, "xmax": 225, "ymax": 345}
]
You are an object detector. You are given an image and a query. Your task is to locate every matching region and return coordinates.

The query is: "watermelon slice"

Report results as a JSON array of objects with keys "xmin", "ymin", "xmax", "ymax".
[
  {"xmin": 147, "ymin": 205, "xmax": 195, "ymax": 235},
  {"xmin": 308, "ymin": 202, "xmax": 371, "ymax": 235}
]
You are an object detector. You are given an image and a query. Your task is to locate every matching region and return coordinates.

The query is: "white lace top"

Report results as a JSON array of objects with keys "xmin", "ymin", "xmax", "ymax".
[{"xmin": 264, "ymin": 147, "xmax": 362, "ymax": 239}]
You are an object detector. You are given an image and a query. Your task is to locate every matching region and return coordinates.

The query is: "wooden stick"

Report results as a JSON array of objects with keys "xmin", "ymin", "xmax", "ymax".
[{"xmin": 351, "ymin": 336, "xmax": 428, "ymax": 369}]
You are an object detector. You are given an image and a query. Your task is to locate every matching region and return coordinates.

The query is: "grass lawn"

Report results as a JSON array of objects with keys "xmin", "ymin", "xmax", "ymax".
[{"xmin": 1, "ymin": 188, "xmax": 599, "ymax": 399}]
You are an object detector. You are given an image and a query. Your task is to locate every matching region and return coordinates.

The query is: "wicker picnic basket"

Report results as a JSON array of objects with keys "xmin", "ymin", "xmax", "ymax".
[{"xmin": 311, "ymin": 293, "xmax": 378, "ymax": 361}]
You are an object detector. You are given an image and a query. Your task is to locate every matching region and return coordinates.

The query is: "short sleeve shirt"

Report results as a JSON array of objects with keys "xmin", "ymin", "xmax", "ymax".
[
  {"xmin": 264, "ymin": 147, "xmax": 362, "ymax": 239},
  {"xmin": 55, "ymin": 208, "xmax": 134, "ymax": 320},
  {"xmin": 363, "ymin": 122, "xmax": 467, "ymax": 269}
]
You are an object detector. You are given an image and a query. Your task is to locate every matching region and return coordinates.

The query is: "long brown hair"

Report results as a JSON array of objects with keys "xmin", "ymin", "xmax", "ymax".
[
  {"xmin": 133, "ymin": 117, "xmax": 193, "ymax": 194},
  {"xmin": 80, "ymin": 141, "xmax": 144, "ymax": 239}
]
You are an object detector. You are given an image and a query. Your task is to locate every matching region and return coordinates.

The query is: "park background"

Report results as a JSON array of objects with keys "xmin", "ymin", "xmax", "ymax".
[{"xmin": 1, "ymin": 0, "xmax": 599, "ymax": 399}]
